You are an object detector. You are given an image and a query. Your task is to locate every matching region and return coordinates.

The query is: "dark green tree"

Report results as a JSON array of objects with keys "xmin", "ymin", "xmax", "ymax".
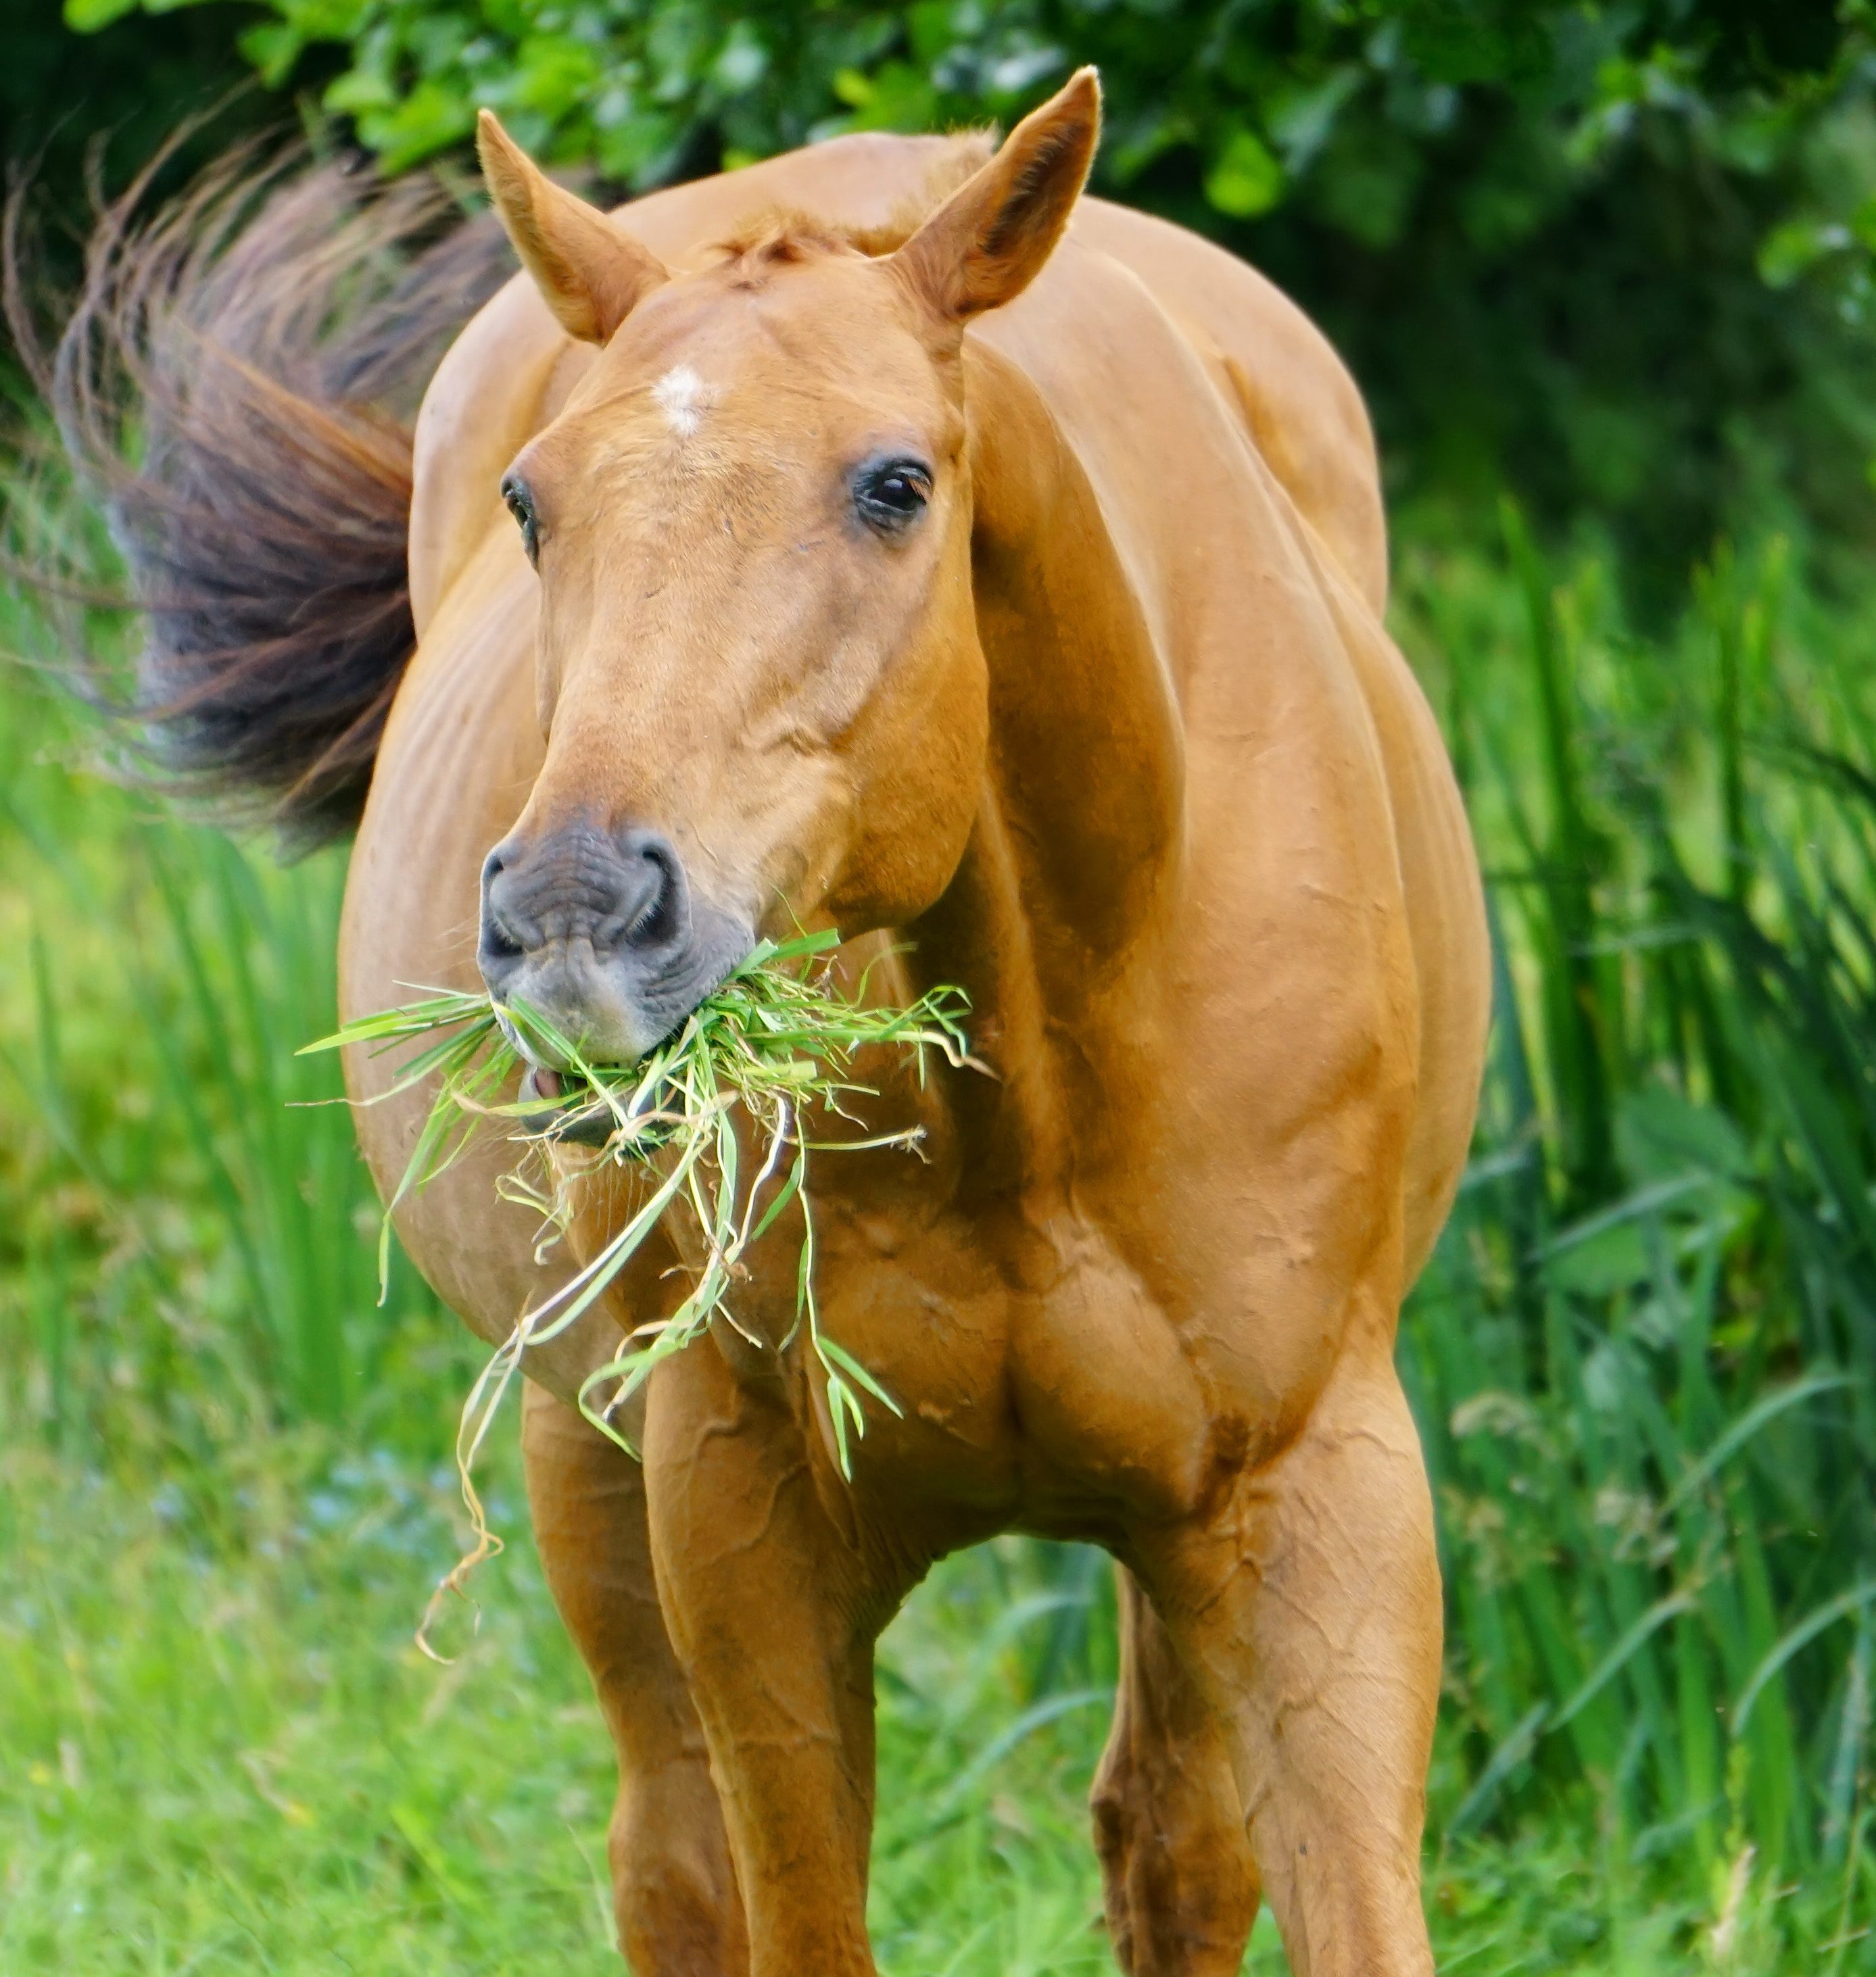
[{"xmin": 34, "ymin": 0, "xmax": 1876, "ymax": 595}]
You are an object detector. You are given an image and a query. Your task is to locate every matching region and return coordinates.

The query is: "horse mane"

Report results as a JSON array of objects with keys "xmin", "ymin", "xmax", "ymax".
[
  {"xmin": 7, "ymin": 139, "xmax": 512, "ymax": 851},
  {"xmin": 708, "ymin": 131, "xmax": 995, "ymax": 275}
]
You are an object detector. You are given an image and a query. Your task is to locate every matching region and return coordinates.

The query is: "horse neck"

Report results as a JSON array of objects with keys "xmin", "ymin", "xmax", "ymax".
[{"xmin": 902, "ymin": 343, "xmax": 1185, "ymax": 1202}]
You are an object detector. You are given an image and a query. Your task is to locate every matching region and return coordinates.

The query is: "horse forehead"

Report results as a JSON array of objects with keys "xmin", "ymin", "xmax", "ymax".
[{"xmin": 600, "ymin": 261, "xmax": 942, "ymax": 430}]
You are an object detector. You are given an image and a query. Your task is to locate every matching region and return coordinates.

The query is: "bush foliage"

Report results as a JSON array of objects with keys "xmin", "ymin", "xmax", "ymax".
[{"xmin": 39, "ymin": 0, "xmax": 1876, "ymax": 589}]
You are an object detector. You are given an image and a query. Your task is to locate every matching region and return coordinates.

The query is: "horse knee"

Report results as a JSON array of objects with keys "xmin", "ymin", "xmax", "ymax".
[
  {"xmin": 608, "ymin": 1771, "xmax": 746, "ymax": 1976},
  {"xmin": 1090, "ymin": 1738, "xmax": 1152, "ymax": 1888},
  {"xmin": 1090, "ymin": 1743, "xmax": 1186, "ymax": 1976},
  {"xmin": 1090, "ymin": 1730, "xmax": 1258, "ymax": 1977}
]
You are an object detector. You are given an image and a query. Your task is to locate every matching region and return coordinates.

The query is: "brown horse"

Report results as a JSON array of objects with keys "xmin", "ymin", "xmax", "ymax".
[{"xmin": 57, "ymin": 69, "xmax": 1488, "ymax": 1977}]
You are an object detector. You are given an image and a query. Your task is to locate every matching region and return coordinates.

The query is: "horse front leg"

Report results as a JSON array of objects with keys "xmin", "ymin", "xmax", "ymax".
[
  {"xmin": 1144, "ymin": 1331, "xmax": 1442, "ymax": 1977},
  {"xmin": 1092, "ymin": 1565, "xmax": 1261, "ymax": 1975},
  {"xmin": 521, "ymin": 1384, "xmax": 748, "ymax": 1974},
  {"xmin": 641, "ymin": 1345, "xmax": 910, "ymax": 1977}
]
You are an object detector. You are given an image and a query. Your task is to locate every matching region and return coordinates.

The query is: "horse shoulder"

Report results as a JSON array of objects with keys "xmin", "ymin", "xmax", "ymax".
[{"xmin": 969, "ymin": 237, "xmax": 1483, "ymax": 1300}]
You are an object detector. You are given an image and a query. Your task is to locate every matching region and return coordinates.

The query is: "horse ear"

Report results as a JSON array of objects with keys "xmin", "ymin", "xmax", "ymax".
[
  {"xmin": 476, "ymin": 110, "xmax": 670, "ymax": 345},
  {"xmin": 891, "ymin": 68, "xmax": 1101, "ymax": 325}
]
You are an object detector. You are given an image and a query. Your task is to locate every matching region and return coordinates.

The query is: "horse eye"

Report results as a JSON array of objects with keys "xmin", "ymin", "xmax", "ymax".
[
  {"xmin": 502, "ymin": 474, "xmax": 539, "ymax": 564},
  {"xmin": 853, "ymin": 458, "xmax": 932, "ymax": 535}
]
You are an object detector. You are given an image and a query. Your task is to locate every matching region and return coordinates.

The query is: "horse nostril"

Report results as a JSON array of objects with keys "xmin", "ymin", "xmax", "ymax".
[
  {"xmin": 477, "ymin": 900, "xmax": 527, "ymax": 992},
  {"xmin": 477, "ymin": 842, "xmax": 527, "ymax": 981},
  {"xmin": 621, "ymin": 839, "xmax": 681, "ymax": 950},
  {"xmin": 479, "ymin": 912, "xmax": 525, "ymax": 966},
  {"xmin": 587, "ymin": 829, "xmax": 688, "ymax": 955}
]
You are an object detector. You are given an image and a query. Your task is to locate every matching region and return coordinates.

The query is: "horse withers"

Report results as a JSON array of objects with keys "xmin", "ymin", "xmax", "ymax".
[{"xmin": 68, "ymin": 68, "xmax": 1489, "ymax": 1977}]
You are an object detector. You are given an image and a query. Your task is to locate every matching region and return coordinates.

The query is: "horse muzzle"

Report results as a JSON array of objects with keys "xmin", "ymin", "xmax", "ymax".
[{"xmin": 476, "ymin": 821, "xmax": 748, "ymax": 1065}]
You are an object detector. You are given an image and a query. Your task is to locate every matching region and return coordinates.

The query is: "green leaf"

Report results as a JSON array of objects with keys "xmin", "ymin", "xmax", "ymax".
[
  {"xmin": 62, "ymin": 0, "xmax": 143, "ymax": 30},
  {"xmin": 1757, "ymin": 217, "xmax": 1851, "ymax": 290},
  {"xmin": 748, "ymin": 1140, "xmax": 807, "ymax": 1245},
  {"xmin": 712, "ymin": 22, "xmax": 767, "ymax": 95},
  {"xmin": 1735, "ymin": 1580, "xmax": 1876, "ymax": 1734},
  {"xmin": 836, "ymin": 60, "xmax": 937, "ymax": 135},
  {"xmin": 819, "ymin": 1336, "xmax": 903, "ymax": 1417},
  {"xmin": 512, "ymin": 32, "xmax": 603, "ymax": 118},
  {"xmin": 358, "ymin": 77, "xmax": 477, "ymax": 172},
  {"xmin": 324, "ymin": 66, "xmax": 400, "ymax": 117},
  {"xmin": 597, "ymin": 105, "xmax": 683, "ymax": 186},
  {"xmin": 1264, "ymin": 68, "xmax": 1361, "ymax": 174},
  {"xmin": 239, "ymin": 20, "xmax": 308, "ymax": 88},
  {"xmin": 1616, "ymin": 1085, "xmax": 1752, "ymax": 1182},
  {"xmin": 1203, "ymin": 126, "xmax": 1284, "ymax": 220}
]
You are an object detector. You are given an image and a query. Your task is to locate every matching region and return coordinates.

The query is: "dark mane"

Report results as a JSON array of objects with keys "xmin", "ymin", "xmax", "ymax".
[
  {"xmin": 6, "ymin": 139, "xmax": 512, "ymax": 851},
  {"xmin": 708, "ymin": 131, "xmax": 996, "ymax": 276}
]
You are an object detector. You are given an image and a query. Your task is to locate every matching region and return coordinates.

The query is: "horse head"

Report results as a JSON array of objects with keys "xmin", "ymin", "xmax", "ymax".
[{"xmin": 471, "ymin": 72, "xmax": 1099, "ymax": 1063}]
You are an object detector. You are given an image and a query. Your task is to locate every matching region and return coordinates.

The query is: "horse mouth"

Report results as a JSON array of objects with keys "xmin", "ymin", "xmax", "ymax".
[{"xmin": 515, "ymin": 1065, "xmax": 676, "ymax": 1154}]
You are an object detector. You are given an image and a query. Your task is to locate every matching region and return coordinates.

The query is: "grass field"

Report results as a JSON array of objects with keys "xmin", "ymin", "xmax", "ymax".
[{"xmin": 2, "ymin": 485, "xmax": 1873, "ymax": 1970}]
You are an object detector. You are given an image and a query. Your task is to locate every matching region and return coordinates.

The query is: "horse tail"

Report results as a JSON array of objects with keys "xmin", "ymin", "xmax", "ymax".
[{"xmin": 11, "ymin": 141, "xmax": 511, "ymax": 850}]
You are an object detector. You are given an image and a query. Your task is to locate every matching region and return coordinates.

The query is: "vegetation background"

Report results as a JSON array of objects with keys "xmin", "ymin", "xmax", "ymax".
[{"xmin": 4, "ymin": 1, "xmax": 1875, "ymax": 1970}]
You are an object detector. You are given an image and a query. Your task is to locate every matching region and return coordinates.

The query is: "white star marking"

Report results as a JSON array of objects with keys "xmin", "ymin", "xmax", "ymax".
[{"xmin": 652, "ymin": 364, "xmax": 711, "ymax": 437}]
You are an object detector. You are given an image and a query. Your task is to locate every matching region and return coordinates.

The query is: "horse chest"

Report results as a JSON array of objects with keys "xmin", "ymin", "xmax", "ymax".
[{"xmin": 790, "ymin": 1197, "xmax": 1228, "ymax": 1538}]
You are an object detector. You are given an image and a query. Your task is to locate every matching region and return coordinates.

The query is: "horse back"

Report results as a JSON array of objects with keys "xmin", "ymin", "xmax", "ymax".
[{"xmin": 1072, "ymin": 199, "xmax": 1389, "ymax": 615}]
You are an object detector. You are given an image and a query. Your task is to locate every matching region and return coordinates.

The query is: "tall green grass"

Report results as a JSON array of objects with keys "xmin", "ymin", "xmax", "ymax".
[
  {"xmin": 1397, "ymin": 515, "xmax": 1876, "ymax": 1924},
  {"xmin": 0, "ymin": 539, "xmax": 444, "ymax": 1457},
  {"xmin": 3, "ymin": 485, "xmax": 1873, "ymax": 1963}
]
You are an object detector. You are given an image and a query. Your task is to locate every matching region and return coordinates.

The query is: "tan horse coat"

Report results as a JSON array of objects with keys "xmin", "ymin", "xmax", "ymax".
[{"xmin": 340, "ymin": 74, "xmax": 1488, "ymax": 1977}]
